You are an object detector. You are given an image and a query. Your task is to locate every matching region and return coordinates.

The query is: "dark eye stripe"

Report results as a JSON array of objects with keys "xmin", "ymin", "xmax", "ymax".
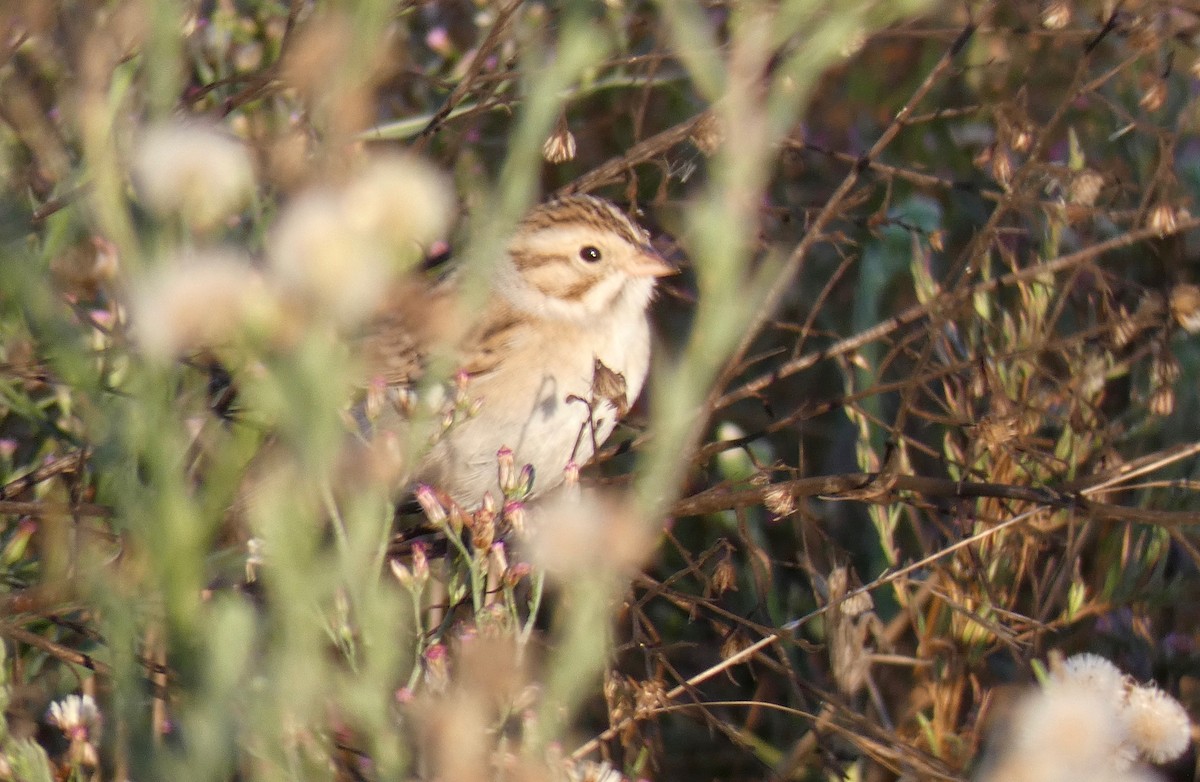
[
  {"xmin": 559, "ymin": 278, "xmax": 596, "ymax": 301},
  {"xmin": 514, "ymin": 252, "xmax": 562, "ymax": 269}
]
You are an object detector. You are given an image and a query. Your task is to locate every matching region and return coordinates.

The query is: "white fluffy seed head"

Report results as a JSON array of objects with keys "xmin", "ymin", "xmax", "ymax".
[
  {"xmin": 131, "ymin": 250, "xmax": 271, "ymax": 360},
  {"xmin": 1007, "ymin": 681, "xmax": 1128, "ymax": 770},
  {"xmin": 981, "ymin": 653, "xmax": 1193, "ymax": 782},
  {"xmin": 1122, "ymin": 684, "xmax": 1192, "ymax": 764},
  {"xmin": 340, "ymin": 153, "xmax": 455, "ymax": 250},
  {"xmin": 1052, "ymin": 653, "xmax": 1130, "ymax": 702},
  {"xmin": 133, "ymin": 120, "xmax": 255, "ymax": 231},
  {"xmin": 525, "ymin": 490, "xmax": 655, "ymax": 582},
  {"xmin": 267, "ymin": 189, "xmax": 391, "ymax": 323},
  {"xmin": 267, "ymin": 155, "xmax": 454, "ymax": 324}
]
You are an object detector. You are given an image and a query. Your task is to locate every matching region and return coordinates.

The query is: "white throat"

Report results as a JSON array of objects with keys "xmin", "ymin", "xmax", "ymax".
[{"xmin": 495, "ymin": 260, "xmax": 654, "ymax": 327}]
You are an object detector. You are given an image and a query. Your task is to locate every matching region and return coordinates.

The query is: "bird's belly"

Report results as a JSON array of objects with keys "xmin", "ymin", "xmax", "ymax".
[
  {"xmin": 430, "ymin": 371, "xmax": 620, "ymax": 506},
  {"xmin": 417, "ymin": 315, "xmax": 650, "ymax": 507}
]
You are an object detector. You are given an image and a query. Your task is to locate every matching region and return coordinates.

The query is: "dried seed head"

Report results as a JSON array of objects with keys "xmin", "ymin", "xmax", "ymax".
[
  {"xmin": 472, "ymin": 497, "xmax": 496, "ymax": 551},
  {"xmin": 1068, "ymin": 170, "xmax": 1104, "ymax": 207},
  {"xmin": 1041, "ymin": 0, "xmax": 1071, "ymax": 29},
  {"xmin": 604, "ymin": 674, "xmax": 632, "ymax": 723},
  {"xmin": 52, "ymin": 236, "xmax": 121, "ymax": 300},
  {"xmin": 1139, "ymin": 80, "xmax": 1167, "ymax": 113},
  {"xmin": 763, "ymin": 484, "xmax": 796, "ymax": 518},
  {"xmin": 996, "ymin": 104, "xmax": 1035, "ymax": 154},
  {"xmin": 1080, "ymin": 353, "xmax": 1110, "ymax": 400},
  {"xmin": 977, "ymin": 414, "xmax": 1019, "ymax": 450},
  {"xmin": 505, "ymin": 561, "xmax": 531, "ymax": 589},
  {"xmin": 634, "ymin": 679, "xmax": 667, "ymax": 717},
  {"xmin": 1111, "ymin": 305, "xmax": 1139, "ymax": 346},
  {"xmin": 1169, "ymin": 284, "xmax": 1200, "ymax": 333},
  {"xmin": 592, "ymin": 359, "xmax": 629, "ymax": 415},
  {"xmin": 1148, "ymin": 386, "xmax": 1175, "ymax": 417},
  {"xmin": 1148, "ymin": 203, "xmax": 1179, "ymax": 236},
  {"xmin": 689, "ymin": 112, "xmax": 724, "ymax": 156},
  {"xmin": 542, "ymin": 113, "xmax": 577, "ymax": 164},
  {"xmin": 472, "ymin": 519, "xmax": 495, "ymax": 555},
  {"xmin": 712, "ymin": 553, "xmax": 738, "ymax": 595},
  {"xmin": 988, "ymin": 652, "xmax": 1195, "ymax": 777},
  {"xmin": 1152, "ymin": 352, "xmax": 1181, "ymax": 386},
  {"xmin": 840, "ymin": 588, "xmax": 874, "ymax": 618},
  {"xmin": 973, "ymin": 143, "xmax": 995, "ymax": 172},
  {"xmin": 720, "ymin": 631, "xmax": 751, "ymax": 660}
]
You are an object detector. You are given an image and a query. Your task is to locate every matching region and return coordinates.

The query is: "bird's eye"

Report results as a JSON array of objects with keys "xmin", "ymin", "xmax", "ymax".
[{"xmin": 579, "ymin": 246, "xmax": 602, "ymax": 263}]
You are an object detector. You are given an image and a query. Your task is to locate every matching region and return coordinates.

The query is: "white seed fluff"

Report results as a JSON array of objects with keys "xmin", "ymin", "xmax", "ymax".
[
  {"xmin": 133, "ymin": 120, "xmax": 255, "ymax": 230},
  {"xmin": 1122, "ymin": 684, "xmax": 1192, "ymax": 764}
]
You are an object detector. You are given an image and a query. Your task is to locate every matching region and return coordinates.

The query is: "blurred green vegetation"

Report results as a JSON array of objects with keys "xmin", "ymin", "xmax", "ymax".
[{"xmin": 3, "ymin": 0, "xmax": 1200, "ymax": 780}]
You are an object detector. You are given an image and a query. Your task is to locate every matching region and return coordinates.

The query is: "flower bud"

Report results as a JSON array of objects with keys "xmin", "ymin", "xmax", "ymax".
[
  {"xmin": 496, "ymin": 446, "xmax": 516, "ymax": 494},
  {"xmin": 504, "ymin": 500, "xmax": 527, "ymax": 535},
  {"xmin": 415, "ymin": 484, "xmax": 447, "ymax": 525}
]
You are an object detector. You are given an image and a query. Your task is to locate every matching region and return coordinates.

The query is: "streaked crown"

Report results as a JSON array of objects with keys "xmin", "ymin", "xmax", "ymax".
[{"xmin": 506, "ymin": 196, "xmax": 673, "ymax": 314}]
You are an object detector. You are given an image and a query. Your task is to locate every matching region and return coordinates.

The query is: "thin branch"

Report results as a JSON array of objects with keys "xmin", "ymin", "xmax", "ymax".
[
  {"xmin": 0, "ymin": 450, "xmax": 87, "ymax": 500},
  {"xmin": 0, "ymin": 500, "xmax": 110, "ymax": 518},
  {"xmin": 0, "ymin": 622, "xmax": 111, "ymax": 675},
  {"xmin": 716, "ymin": 215, "xmax": 1200, "ymax": 409},
  {"xmin": 703, "ymin": 13, "xmax": 982, "ymax": 423},
  {"xmin": 556, "ymin": 110, "xmax": 713, "ymax": 196},
  {"xmin": 412, "ymin": 0, "xmax": 524, "ymax": 150},
  {"xmin": 671, "ymin": 471, "xmax": 1200, "ymax": 527}
]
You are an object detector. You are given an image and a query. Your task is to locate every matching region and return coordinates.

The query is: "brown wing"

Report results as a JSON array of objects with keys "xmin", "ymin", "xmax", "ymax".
[
  {"xmin": 357, "ymin": 276, "xmax": 522, "ymax": 387},
  {"xmin": 455, "ymin": 302, "xmax": 522, "ymax": 379},
  {"xmin": 357, "ymin": 278, "xmax": 457, "ymax": 387}
]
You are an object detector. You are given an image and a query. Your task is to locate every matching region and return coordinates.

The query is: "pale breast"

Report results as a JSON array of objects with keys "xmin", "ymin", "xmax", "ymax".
[{"xmin": 420, "ymin": 307, "xmax": 651, "ymax": 506}]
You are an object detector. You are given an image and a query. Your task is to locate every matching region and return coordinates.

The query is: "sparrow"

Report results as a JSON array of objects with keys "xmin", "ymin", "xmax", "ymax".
[{"xmin": 358, "ymin": 195, "xmax": 674, "ymax": 507}]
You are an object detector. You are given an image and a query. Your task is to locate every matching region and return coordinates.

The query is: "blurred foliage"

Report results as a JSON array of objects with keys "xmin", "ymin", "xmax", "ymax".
[{"xmin": 3, "ymin": 0, "xmax": 1200, "ymax": 780}]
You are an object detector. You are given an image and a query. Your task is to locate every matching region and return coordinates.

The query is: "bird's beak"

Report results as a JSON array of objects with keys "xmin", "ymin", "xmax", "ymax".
[{"xmin": 629, "ymin": 246, "xmax": 678, "ymax": 278}]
